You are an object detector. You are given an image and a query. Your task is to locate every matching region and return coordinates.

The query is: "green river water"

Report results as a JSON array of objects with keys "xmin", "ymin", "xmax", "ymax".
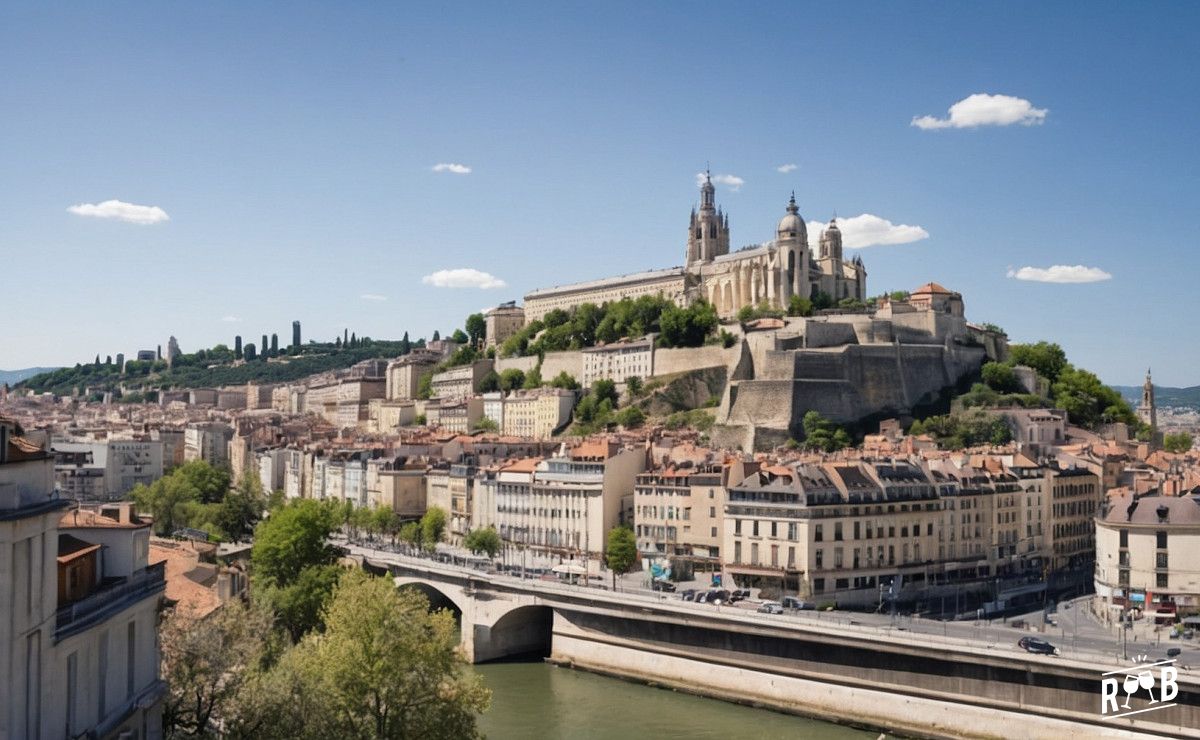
[{"xmin": 475, "ymin": 662, "xmax": 879, "ymax": 739}]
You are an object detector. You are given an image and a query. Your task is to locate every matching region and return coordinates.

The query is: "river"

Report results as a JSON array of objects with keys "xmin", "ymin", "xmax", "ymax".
[{"xmin": 475, "ymin": 661, "xmax": 878, "ymax": 739}]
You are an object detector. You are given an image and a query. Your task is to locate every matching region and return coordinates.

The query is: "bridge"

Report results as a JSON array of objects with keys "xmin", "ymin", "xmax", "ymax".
[{"xmin": 348, "ymin": 545, "xmax": 1200, "ymax": 739}]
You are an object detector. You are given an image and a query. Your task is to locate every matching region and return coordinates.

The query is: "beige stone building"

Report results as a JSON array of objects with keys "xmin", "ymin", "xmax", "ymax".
[
  {"xmin": 386, "ymin": 352, "xmax": 440, "ymax": 401},
  {"xmin": 484, "ymin": 302, "xmax": 525, "ymax": 349},
  {"xmin": 430, "ymin": 360, "xmax": 493, "ymax": 402},
  {"xmin": 523, "ymin": 174, "xmax": 866, "ymax": 321},
  {"xmin": 425, "ymin": 398, "xmax": 483, "ymax": 434},
  {"xmin": 581, "ymin": 336, "xmax": 655, "ymax": 387},
  {"xmin": 634, "ymin": 460, "xmax": 754, "ymax": 568},
  {"xmin": 502, "ymin": 389, "xmax": 576, "ymax": 439},
  {"xmin": 304, "ymin": 377, "xmax": 385, "ymax": 427},
  {"xmin": 1095, "ymin": 494, "xmax": 1200, "ymax": 621},
  {"xmin": 488, "ymin": 441, "xmax": 646, "ymax": 563}
]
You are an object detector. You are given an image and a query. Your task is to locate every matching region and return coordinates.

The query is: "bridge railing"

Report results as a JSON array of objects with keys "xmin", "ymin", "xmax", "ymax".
[{"xmin": 351, "ymin": 543, "xmax": 1194, "ymax": 676}]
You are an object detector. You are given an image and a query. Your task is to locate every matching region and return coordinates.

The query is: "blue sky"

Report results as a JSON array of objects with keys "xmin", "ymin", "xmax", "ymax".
[{"xmin": 2, "ymin": 2, "xmax": 1197, "ymax": 386}]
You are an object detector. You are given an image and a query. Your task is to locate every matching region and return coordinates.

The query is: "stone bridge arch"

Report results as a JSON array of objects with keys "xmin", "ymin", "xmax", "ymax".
[{"xmin": 392, "ymin": 575, "xmax": 553, "ymax": 663}]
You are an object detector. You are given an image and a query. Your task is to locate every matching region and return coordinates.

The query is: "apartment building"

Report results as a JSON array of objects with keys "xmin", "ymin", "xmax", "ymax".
[
  {"xmin": 1, "ymin": 421, "xmax": 165, "ymax": 740},
  {"xmin": 581, "ymin": 335, "xmax": 655, "ymax": 387}
]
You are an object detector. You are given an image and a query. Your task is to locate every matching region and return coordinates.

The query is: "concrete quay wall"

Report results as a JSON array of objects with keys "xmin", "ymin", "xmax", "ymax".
[{"xmin": 548, "ymin": 609, "xmax": 1199, "ymax": 740}]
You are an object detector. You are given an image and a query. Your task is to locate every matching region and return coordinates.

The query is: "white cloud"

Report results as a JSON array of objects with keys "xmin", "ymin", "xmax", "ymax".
[
  {"xmin": 360, "ymin": 293, "xmax": 388, "ymax": 302},
  {"xmin": 807, "ymin": 214, "xmax": 929, "ymax": 249},
  {"xmin": 912, "ymin": 93, "xmax": 1048, "ymax": 130},
  {"xmin": 432, "ymin": 163, "xmax": 472, "ymax": 174},
  {"xmin": 221, "ymin": 315, "xmax": 241, "ymax": 323},
  {"xmin": 1006, "ymin": 265, "xmax": 1112, "ymax": 284},
  {"xmin": 695, "ymin": 172, "xmax": 745, "ymax": 191},
  {"xmin": 422, "ymin": 268, "xmax": 506, "ymax": 289},
  {"xmin": 67, "ymin": 199, "xmax": 169, "ymax": 224},
  {"xmin": 776, "ymin": 163, "xmax": 798, "ymax": 173}
]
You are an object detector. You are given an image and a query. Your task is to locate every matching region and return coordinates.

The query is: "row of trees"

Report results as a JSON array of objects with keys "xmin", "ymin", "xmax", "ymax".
[
  {"xmin": 162, "ymin": 497, "xmax": 490, "ymax": 739},
  {"xmin": 974, "ymin": 342, "xmax": 1139, "ymax": 430},
  {"xmin": 497, "ymin": 296, "xmax": 719, "ymax": 359},
  {"xmin": 129, "ymin": 461, "xmax": 266, "ymax": 541}
]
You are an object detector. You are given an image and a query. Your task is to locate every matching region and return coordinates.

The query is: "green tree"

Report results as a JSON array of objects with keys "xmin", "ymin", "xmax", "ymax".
[
  {"xmin": 615, "ymin": 406, "xmax": 645, "ymax": 429},
  {"xmin": 499, "ymin": 368, "xmax": 526, "ymax": 392},
  {"xmin": 811, "ymin": 291, "xmax": 834, "ymax": 310},
  {"xmin": 417, "ymin": 371, "xmax": 434, "ymax": 400},
  {"xmin": 432, "ymin": 330, "xmax": 440, "ymax": 342},
  {"xmin": 478, "ymin": 370, "xmax": 501, "ymax": 394},
  {"xmin": 591, "ymin": 378, "xmax": 618, "ymax": 408},
  {"xmin": 400, "ymin": 331, "xmax": 412, "ymax": 355},
  {"xmin": 216, "ymin": 475, "xmax": 264, "ymax": 542},
  {"xmin": 523, "ymin": 365, "xmax": 543, "ymax": 389},
  {"xmin": 1165, "ymin": 432, "xmax": 1195, "ymax": 454},
  {"xmin": 161, "ymin": 597, "xmax": 277, "ymax": 737},
  {"xmin": 550, "ymin": 371, "xmax": 580, "ymax": 390},
  {"xmin": 262, "ymin": 564, "xmax": 342, "ymax": 642},
  {"xmin": 176, "ymin": 460, "xmax": 232, "ymax": 504},
  {"xmin": 1052, "ymin": 366, "xmax": 1136, "ymax": 428},
  {"xmin": 605, "ymin": 525, "xmax": 637, "ymax": 590},
  {"xmin": 658, "ymin": 300, "xmax": 718, "ymax": 348},
  {"xmin": 420, "ymin": 507, "xmax": 448, "ymax": 551},
  {"xmin": 625, "ymin": 375, "xmax": 643, "ymax": 397},
  {"xmin": 981, "ymin": 361, "xmax": 1021, "ymax": 394},
  {"xmin": 251, "ymin": 499, "xmax": 338, "ymax": 588},
  {"xmin": 476, "ymin": 417, "xmax": 499, "ymax": 432},
  {"xmin": 788, "ymin": 295, "xmax": 813, "ymax": 317},
  {"xmin": 1009, "ymin": 341, "xmax": 1068, "ymax": 383},
  {"xmin": 399, "ymin": 521, "xmax": 422, "ymax": 551},
  {"xmin": 256, "ymin": 571, "xmax": 490, "ymax": 740},
  {"xmin": 463, "ymin": 526, "xmax": 502, "ymax": 558},
  {"xmin": 450, "ymin": 328, "xmax": 469, "ymax": 344},
  {"xmin": 465, "ymin": 313, "xmax": 487, "ymax": 346}
]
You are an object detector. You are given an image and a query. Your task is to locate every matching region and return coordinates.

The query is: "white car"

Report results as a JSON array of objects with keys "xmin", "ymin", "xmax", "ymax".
[{"xmin": 758, "ymin": 601, "xmax": 783, "ymax": 615}]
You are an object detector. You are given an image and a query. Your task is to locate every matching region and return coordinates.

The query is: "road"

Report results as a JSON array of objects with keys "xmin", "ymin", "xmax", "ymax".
[{"xmin": 343, "ymin": 536, "xmax": 1197, "ymax": 671}]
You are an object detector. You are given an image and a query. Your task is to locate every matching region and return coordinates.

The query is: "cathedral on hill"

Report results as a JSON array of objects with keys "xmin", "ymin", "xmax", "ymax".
[{"xmin": 524, "ymin": 171, "xmax": 866, "ymax": 321}]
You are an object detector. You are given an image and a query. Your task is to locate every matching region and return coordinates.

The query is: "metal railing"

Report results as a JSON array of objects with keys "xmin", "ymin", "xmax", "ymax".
[{"xmin": 55, "ymin": 561, "xmax": 166, "ymax": 638}]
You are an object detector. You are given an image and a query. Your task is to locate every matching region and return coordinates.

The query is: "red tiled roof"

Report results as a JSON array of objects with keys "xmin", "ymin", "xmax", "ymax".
[{"xmin": 912, "ymin": 282, "xmax": 954, "ymax": 295}]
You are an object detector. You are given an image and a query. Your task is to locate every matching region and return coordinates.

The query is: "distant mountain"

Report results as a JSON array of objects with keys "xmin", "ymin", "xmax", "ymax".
[
  {"xmin": 0, "ymin": 367, "xmax": 61, "ymax": 385},
  {"xmin": 1113, "ymin": 384, "xmax": 1200, "ymax": 410}
]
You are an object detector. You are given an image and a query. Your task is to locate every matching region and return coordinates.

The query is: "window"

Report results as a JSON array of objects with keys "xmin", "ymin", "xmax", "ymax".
[
  {"xmin": 788, "ymin": 546, "xmax": 796, "ymax": 568},
  {"xmin": 815, "ymin": 524, "xmax": 823, "ymax": 542},
  {"xmin": 813, "ymin": 578, "xmax": 825, "ymax": 593},
  {"xmin": 709, "ymin": 507, "xmax": 716, "ymax": 517},
  {"xmin": 1157, "ymin": 531, "xmax": 1168, "ymax": 549},
  {"xmin": 67, "ymin": 652, "xmax": 78, "ymax": 736},
  {"xmin": 753, "ymin": 520, "xmax": 760, "ymax": 537},
  {"xmin": 710, "ymin": 527, "xmax": 717, "ymax": 537},
  {"xmin": 734, "ymin": 541, "xmax": 742, "ymax": 563},
  {"xmin": 751, "ymin": 543, "xmax": 759, "ymax": 565},
  {"xmin": 98, "ymin": 630, "xmax": 109, "ymax": 719},
  {"xmin": 834, "ymin": 523, "xmax": 843, "ymax": 541},
  {"xmin": 1119, "ymin": 569, "xmax": 1130, "ymax": 586},
  {"xmin": 734, "ymin": 519, "xmax": 742, "ymax": 535},
  {"xmin": 834, "ymin": 547, "xmax": 843, "ymax": 569},
  {"xmin": 815, "ymin": 549, "xmax": 823, "ymax": 569},
  {"xmin": 1157, "ymin": 552, "xmax": 1169, "ymax": 569},
  {"xmin": 1158, "ymin": 573, "xmax": 1169, "ymax": 588},
  {"xmin": 853, "ymin": 522, "xmax": 861, "ymax": 539},
  {"xmin": 127, "ymin": 621, "xmax": 137, "ymax": 698}
]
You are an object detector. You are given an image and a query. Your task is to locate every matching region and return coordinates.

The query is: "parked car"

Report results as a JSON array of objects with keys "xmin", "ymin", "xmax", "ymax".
[
  {"xmin": 1018, "ymin": 637, "xmax": 1058, "ymax": 655},
  {"xmin": 1167, "ymin": 647, "xmax": 1183, "ymax": 658},
  {"xmin": 680, "ymin": 589, "xmax": 697, "ymax": 602},
  {"xmin": 730, "ymin": 589, "xmax": 751, "ymax": 603},
  {"xmin": 781, "ymin": 597, "xmax": 815, "ymax": 611},
  {"xmin": 699, "ymin": 589, "xmax": 731, "ymax": 605},
  {"xmin": 651, "ymin": 579, "xmax": 677, "ymax": 593},
  {"xmin": 758, "ymin": 601, "xmax": 784, "ymax": 615}
]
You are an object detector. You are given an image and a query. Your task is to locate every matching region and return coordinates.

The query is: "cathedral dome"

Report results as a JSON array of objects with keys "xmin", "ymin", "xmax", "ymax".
[{"xmin": 776, "ymin": 193, "xmax": 806, "ymax": 238}]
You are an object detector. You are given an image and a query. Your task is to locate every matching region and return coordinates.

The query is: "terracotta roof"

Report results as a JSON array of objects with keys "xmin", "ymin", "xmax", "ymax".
[
  {"xmin": 912, "ymin": 282, "xmax": 954, "ymax": 295},
  {"xmin": 5, "ymin": 436, "xmax": 48, "ymax": 462},
  {"xmin": 500, "ymin": 457, "xmax": 542, "ymax": 473},
  {"xmin": 150, "ymin": 540, "xmax": 222, "ymax": 620},
  {"xmin": 59, "ymin": 506, "xmax": 150, "ymax": 530}
]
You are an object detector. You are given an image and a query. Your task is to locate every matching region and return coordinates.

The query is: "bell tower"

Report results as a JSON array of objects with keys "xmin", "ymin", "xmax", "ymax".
[{"xmin": 687, "ymin": 169, "xmax": 730, "ymax": 266}]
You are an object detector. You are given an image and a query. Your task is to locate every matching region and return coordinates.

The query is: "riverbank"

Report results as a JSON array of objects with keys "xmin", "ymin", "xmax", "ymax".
[{"xmin": 475, "ymin": 661, "xmax": 874, "ymax": 739}]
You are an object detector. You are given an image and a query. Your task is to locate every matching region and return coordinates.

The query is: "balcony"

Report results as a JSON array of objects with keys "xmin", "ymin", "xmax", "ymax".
[{"xmin": 55, "ymin": 561, "xmax": 166, "ymax": 642}]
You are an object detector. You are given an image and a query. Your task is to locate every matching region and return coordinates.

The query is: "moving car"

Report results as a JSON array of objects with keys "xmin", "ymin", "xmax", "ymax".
[
  {"xmin": 758, "ymin": 601, "xmax": 783, "ymax": 614},
  {"xmin": 1018, "ymin": 637, "xmax": 1058, "ymax": 655},
  {"xmin": 651, "ymin": 579, "xmax": 677, "ymax": 593},
  {"xmin": 781, "ymin": 597, "xmax": 815, "ymax": 611},
  {"xmin": 680, "ymin": 589, "xmax": 697, "ymax": 602}
]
